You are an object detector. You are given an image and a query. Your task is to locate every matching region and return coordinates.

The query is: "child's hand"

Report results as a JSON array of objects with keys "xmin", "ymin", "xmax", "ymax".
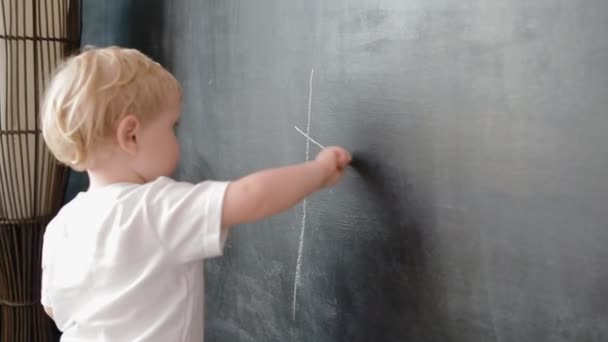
[{"xmin": 315, "ymin": 146, "xmax": 352, "ymax": 188}]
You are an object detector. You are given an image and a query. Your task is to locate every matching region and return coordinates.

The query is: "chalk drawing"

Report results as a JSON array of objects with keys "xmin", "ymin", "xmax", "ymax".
[
  {"xmin": 293, "ymin": 68, "xmax": 315, "ymax": 320},
  {"xmin": 294, "ymin": 125, "xmax": 326, "ymax": 149}
]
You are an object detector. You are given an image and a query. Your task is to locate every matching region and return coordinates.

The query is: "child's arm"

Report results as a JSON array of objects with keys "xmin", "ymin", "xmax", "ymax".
[
  {"xmin": 43, "ymin": 306, "xmax": 54, "ymax": 320},
  {"xmin": 221, "ymin": 146, "xmax": 351, "ymax": 228}
]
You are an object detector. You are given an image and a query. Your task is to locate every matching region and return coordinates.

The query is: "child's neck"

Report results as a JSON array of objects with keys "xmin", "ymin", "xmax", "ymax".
[
  {"xmin": 87, "ymin": 170, "xmax": 146, "ymax": 191},
  {"xmin": 86, "ymin": 157, "xmax": 147, "ymax": 191}
]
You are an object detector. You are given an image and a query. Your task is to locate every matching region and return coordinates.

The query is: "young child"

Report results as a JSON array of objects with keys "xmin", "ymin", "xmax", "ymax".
[{"xmin": 40, "ymin": 46, "xmax": 351, "ymax": 341}]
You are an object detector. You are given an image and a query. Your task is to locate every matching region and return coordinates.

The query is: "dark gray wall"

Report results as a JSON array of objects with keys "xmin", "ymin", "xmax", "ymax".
[{"xmin": 78, "ymin": 1, "xmax": 608, "ymax": 341}]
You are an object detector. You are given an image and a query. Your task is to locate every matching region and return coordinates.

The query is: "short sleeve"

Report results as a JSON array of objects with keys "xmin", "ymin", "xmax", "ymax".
[{"xmin": 140, "ymin": 177, "xmax": 230, "ymax": 263}]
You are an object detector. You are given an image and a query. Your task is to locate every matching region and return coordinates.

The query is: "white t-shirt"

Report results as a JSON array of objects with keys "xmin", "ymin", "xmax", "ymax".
[{"xmin": 40, "ymin": 176, "xmax": 230, "ymax": 342}]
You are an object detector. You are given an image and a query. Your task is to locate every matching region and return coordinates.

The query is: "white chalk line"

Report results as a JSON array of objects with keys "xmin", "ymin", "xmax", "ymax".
[
  {"xmin": 293, "ymin": 68, "xmax": 314, "ymax": 320},
  {"xmin": 294, "ymin": 125, "xmax": 326, "ymax": 149}
]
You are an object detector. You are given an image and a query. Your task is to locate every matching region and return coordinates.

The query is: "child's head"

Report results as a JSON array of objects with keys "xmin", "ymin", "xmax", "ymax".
[{"xmin": 41, "ymin": 46, "xmax": 182, "ymax": 180}]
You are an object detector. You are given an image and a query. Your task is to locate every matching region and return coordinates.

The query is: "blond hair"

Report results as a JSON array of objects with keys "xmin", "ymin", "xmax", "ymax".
[{"xmin": 41, "ymin": 46, "xmax": 181, "ymax": 171}]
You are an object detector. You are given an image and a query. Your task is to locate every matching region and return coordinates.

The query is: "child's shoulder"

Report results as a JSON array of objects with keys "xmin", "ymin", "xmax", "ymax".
[
  {"xmin": 47, "ymin": 176, "xmax": 215, "ymax": 230},
  {"xmin": 49, "ymin": 177, "xmax": 185, "ymax": 224}
]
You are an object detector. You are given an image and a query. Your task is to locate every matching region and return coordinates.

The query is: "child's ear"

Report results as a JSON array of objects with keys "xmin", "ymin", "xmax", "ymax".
[{"xmin": 116, "ymin": 114, "xmax": 140, "ymax": 155}]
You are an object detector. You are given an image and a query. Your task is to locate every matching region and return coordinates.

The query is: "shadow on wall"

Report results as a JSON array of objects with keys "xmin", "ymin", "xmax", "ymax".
[
  {"xmin": 119, "ymin": 0, "xmax": 167, "ymax": 63},
  {"xmin": 81, "ymin": 0, "xmax": 167, "ymax": 60},
  {"xmin": 331, "ymin": 94, "xmax": 449, "ymax": 341}
]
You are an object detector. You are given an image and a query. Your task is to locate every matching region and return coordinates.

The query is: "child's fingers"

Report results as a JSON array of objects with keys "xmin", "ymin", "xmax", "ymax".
[
  {"xmin": 337, "ymin": 150, "xmax": 351, "ymax": 168},
  {"xmin": 317, "ymin": 147, "xmax": 351, "ymax": 181},
  {"xmin": 325, "ymin": 146, "xmax": 351, "ymax": 166},
  {"xmin": 342, "ymin": 151, "xmax": 352, "ymax": 166}
]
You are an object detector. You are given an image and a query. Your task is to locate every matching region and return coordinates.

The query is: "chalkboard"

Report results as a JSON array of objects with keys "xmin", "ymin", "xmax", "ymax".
[{"xmin": 79, "ymin": 1, "xmax": 608, "ymax": 341}]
